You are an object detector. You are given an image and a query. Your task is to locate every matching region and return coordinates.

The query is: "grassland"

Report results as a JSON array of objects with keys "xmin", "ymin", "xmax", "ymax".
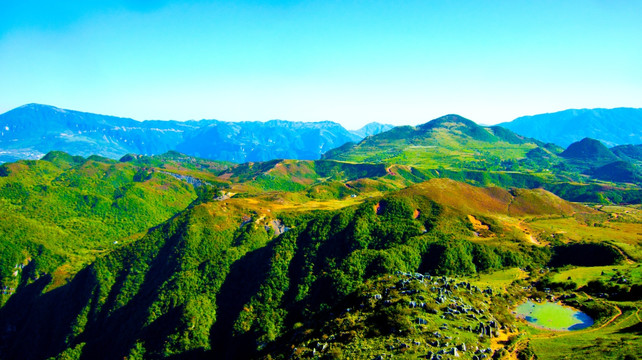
[{"xmin": 552, "ymin": 264, "xmax": 642, "ymax": 288}]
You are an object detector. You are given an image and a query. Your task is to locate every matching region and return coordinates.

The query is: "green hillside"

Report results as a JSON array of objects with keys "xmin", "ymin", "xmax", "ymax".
[
  {"xmin": 322, "ymin": 116, "xmax": 642, "ymax": 203},
  {"xmin": 0, "ymin": 151, "xmax": 233, "ymax": 303},
  {"xmin": 560, "ymin": 138, "xmax": 620, "ymax": 166},
  {"xmin": 590, "ymin": 161, "xmax": 642, "ymax": 184},
  {"xmin": 0, "ymin": 167, "xmax": 639, "ymax": 359},
  {"xmin": 0, "ymin": 149, "xmax": 640, "ymax": 360}
]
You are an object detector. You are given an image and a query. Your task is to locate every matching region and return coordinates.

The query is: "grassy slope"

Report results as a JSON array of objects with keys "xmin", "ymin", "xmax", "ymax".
[{"xmin": 325, "ymin": 122, "xmax": 543, "ymax": 169}]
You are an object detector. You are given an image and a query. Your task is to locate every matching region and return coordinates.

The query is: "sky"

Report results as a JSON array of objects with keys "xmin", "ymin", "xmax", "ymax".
[{"xmin": 0, "ymin": 0, "xmax": 641, "ymax": 129}]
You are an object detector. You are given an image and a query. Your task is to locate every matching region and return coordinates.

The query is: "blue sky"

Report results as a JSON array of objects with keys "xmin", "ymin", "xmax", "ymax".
[{"xmin": 1, "ymin": 0, "xmax": 641, "ymax": 128}]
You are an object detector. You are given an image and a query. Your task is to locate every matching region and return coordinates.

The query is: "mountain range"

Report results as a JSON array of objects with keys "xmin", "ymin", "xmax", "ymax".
[
  {"xmin": 499, "ymin": 107, "xmax": 642, "ymax": 147},
  {"xmin": 2, "ymin": 104, "xmax": 642, "ymax": 165},
  {"xmin": 0, "ymin": 104, "xmax": 391, "ymax": 164}
]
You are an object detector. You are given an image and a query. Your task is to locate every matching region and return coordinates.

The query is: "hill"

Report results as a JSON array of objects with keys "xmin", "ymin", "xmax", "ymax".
[
  {"xmin": 320, "ymin": 117, "xmax": 642, "ymax": 196},
  {"xmin": 499, "ymin": 108, "xmax": 642, "ymax": 147},
  {"xmin": 559, "ymin": 138, "xmax": 620, "ymax": 165},
  {"xmin": 0, "ymin": 151, "xmax": 216, "ymax": 299},
  {"xmin": 611, "ymin": 144, "xmax": 642, "ymax": 164},
  {"xmin": 589, "ymin": 161, "xmax": 642, "ymax": 184},
  {"xmin": 0, "ymin": 104, "xmax": 389, "ymax": 163},
  {"xmin": 323, "ymin": 114, "xmax": 549, "ymax": 170}
]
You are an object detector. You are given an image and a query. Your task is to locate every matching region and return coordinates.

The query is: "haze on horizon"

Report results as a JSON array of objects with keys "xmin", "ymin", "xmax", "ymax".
[{"xmin": 1, "ymin": 0, "xmax": 641, "ymax": 129}]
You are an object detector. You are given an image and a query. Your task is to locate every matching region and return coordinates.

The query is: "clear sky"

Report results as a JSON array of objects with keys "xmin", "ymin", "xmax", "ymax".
[{"xmin": 1, "ymin": 0, "xmax": 641, "ymax": 128}]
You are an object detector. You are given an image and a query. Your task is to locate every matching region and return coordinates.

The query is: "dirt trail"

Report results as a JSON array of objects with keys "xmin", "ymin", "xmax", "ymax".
[
  {"xmin": 492, "ymin": 329, "xmax": 520, "ymax": 359},
  {"xmin": 515, "ymin": 220, "xmax": 542, "ymax": 246}
]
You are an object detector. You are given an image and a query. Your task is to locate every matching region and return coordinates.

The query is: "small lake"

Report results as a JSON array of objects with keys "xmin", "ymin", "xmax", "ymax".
[{"xmin": 515, "ymin": 300, "xmax": 594, "ymax": 331}]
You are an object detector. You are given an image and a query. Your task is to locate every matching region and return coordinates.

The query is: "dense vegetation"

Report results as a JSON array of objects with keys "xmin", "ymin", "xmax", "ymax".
[{"xmin": 0, "ymin": 152, "xmax": 201, "ymax": 298}]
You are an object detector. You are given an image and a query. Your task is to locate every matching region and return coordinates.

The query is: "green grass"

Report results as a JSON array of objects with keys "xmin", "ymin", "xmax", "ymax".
[
  {"xmin": 471, "ymin": 268, "xmax": 528, "ymax": 291},
  {"xmin": 2, "ymin": 151, "xmax": 641, "ymax": 360},
  {"xmin": 552, "ymin": 264, "xmax": 642, "ymax": 288}
]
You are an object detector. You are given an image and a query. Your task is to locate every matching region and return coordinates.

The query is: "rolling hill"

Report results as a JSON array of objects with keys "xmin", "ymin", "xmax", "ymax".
[
  {"xmin": 499, "ymin": 108, "xmax": 642, "ymax": 147},
  {"xmin": 0, "ymin": 107, "xmax": 641, "ymax": 360},
  {"xmin": 611, "ymin": 144, "xmax": 642, "ymax": 164}
]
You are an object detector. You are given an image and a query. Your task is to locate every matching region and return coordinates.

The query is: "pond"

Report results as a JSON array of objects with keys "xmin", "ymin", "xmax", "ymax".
[{"xmin": 514, "ymin": 300, "xmax": 594, "ymax": 331}]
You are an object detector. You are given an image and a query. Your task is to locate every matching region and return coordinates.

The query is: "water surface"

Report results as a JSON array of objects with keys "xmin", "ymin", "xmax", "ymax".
[{"xmin": 515, "ymin": 300, "xmax": 594, "ymax": 331}]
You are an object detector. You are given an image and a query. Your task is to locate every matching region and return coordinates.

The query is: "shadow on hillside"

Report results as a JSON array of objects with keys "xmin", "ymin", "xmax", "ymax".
[
  {"xmin": 77, "ymin": 224, "xmax": 188, "ymax": 360},
  {"xmin": 0, "ymin": 215, "xmax": 193, "ymax": 360},
  {"xmin": 618, "ymin": 321, "xmax": 642, "ymax": 335},
  {"xmin": 208, "ymin": 241, "xmax": 276, "ymax": 359},
  {"xmin": 0, "ymin": 269, "xmax": 95, "ymax": 360}
]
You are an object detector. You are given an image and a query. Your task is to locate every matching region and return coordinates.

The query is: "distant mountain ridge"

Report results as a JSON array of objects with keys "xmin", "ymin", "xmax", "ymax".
[
  {"xmin": 348, "ymin": 122, "xmax": 394, "ymax": 138},
  {"xmin": 499, "ymin": 107, "xmax": 642, "ymax": 147},
  {"xmin": 0, "ymin": 104, "xmax": 390, "ymax": 163}
]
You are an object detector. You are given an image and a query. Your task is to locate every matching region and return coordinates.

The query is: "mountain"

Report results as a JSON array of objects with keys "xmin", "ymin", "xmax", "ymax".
[
  {"xmin": 323, "ymin": 114, "xmax": 553, "ymax": 170},
  {"xmin": 348, "ymin": 122, "xmax": 395, "ymax": 138},
  {"xmin": 174, "ymin": 120, "xmax": 359, "ymax": 162},
  {"xmin": 0, "ymin": 104, "xmax": 384, "ymax": 163},
  {"xmin": 0, "ymin": 150, "xmax": 640, "ymax": 360},
  {"xmin": 0, "ymin": 104, "xmax": 197, "ymax": 162},
  {"xmin": 499, "ymin": 107, "xmax": 642, "ymax": 147}
]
